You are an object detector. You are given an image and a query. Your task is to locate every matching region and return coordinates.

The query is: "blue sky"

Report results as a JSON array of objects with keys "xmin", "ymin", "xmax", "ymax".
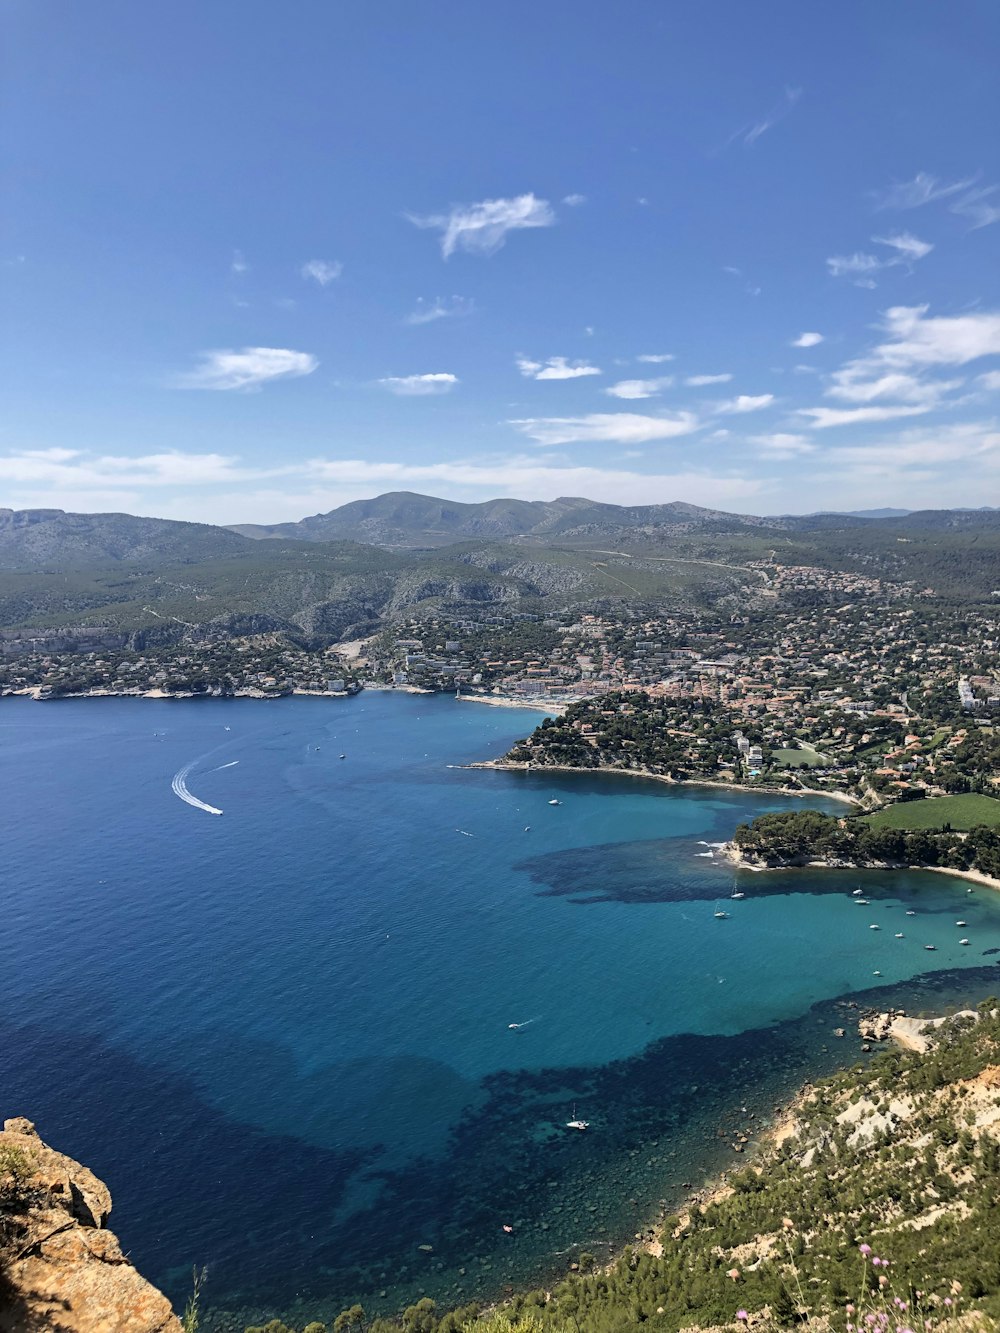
[{"xmin": 4, "ymin": 0, "xmax": 1000, "ymax": 522}]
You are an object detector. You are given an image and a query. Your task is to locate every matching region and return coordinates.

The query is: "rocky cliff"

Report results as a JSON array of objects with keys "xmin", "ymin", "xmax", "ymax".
[{"xmin": 0, "ymin": 1116, "xmax": 181, "ymax": 1333}]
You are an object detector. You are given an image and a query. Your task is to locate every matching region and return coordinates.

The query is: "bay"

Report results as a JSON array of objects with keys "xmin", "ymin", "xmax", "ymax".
[{"xmin": 1, "ymin": 692, "xmax": 999, "ymax": 1326}]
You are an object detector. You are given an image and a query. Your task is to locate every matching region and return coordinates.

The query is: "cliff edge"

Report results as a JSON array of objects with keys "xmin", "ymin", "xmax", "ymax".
[{"xmin": 0, "ymin": 1116, "xmax": 181, "ymax": 1333}]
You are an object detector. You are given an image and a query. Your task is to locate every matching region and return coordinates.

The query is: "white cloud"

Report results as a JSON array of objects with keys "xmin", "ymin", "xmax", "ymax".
[
  {"xmin": 0, "ymin": 448, "xmax": 282, "ymax": 491},
  {"xmin": 301, "ymin": 259, "xmax": 343, "ymax": 286},
  {"xmin": 516, "ymin": 355, "xmax": 601, "ymax": 380},
  {"xmin": 872, "ymin": 231, "xmax": 933, "ymax": 262},
  {"xmin": 749, "ymin": 433, "xmax": 817, "ymax": 457},
  {"xmin": 685, "ymin": 373, "xmax": 733, "ymax": 386},
  {"xmin": 828, "ymin": 421, "xmax": 1000, "ymax": 471},
  {"xmin": 791, "ymin": 332, "xmax": 824, "ymax": 349},
  {"xmin": 978, "ymin": 370, "xmax": 1000, "ymax": 391},
  {"xmin": 508, "ymin": 412, "xmax": 699, "ymax": 446},
  {"xmin": 404, "ymin": 295, "xmax": 474, "ymax": 325},
  {"xmin": 562, "ymin": 193, "xmax": 586, "ymax": 206},
  {"xmin": 177, "ymin": 347, "xmax": 318, "ymax": 391},
  {"xmin": 870, "ymin": 304, "xmax": 1000, "ymax": 369},
  {"xmin": 827, "ymin": 234, "xmax": 933, "ymax": 285},
  {"xmin": 636, "ymin": 353, "xmax": 674, "ymax": 364},
  {"xmin": 378, "ymin": 373, "xmax": 459, "ymax": 396},
  {"xmin": 715, "ymin": 394, "xmax": 775, "ymax": 414},
  {"xmin": 231, "ymin": 249, "xmax": 248, "ymax": 275},
  {"xmin": 874, "ymin": 172, "xmax": 974, "ymax": 211},
  {"xmin": 605, "ymin": 376, "xmax": 673, "ymax": 399},
  {"xmin": 799, "ymin": 404, "xmax": 931, "ymax": 429},
  {"xmin": 825, "ymin": 370, "xmax": 960, "ymax": 406},
  {"xmin": 951, "ymin": 185, "xmax": 1000, "ymax": 231},
  {"xmin": 827, "ymin": 252, "xmax": 883, "ymax": 278},
  {"xmin": 727, "ymin": 86, "xmax": 802, "ymax": 148},
  {"xmin": 407, "ymin": 193, "xmax": 555, "ymax": 258}
]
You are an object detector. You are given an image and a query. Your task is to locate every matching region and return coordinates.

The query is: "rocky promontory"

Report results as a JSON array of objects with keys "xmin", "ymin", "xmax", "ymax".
[{"xmin": 0, "ymin": 1116, "xmax": 181, "ymax": 1333}]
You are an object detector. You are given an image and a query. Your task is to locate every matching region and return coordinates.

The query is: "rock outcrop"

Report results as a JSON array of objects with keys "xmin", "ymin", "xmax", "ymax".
[{"xmin": 0, "ymin": 1116, "xmax": 181, "ymax": 1333}]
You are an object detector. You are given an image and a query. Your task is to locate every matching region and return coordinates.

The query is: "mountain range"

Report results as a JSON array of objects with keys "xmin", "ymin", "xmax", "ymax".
[{"xmin": 1, "ymin": 493, "xmax": 999, "ymax": 649}]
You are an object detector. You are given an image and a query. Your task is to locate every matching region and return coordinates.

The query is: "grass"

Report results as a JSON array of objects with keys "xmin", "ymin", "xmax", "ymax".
[
  {"xmin": 772, "ymin": 744, "xmax": 831, "ymax": 768},
  {"xmin": 860, "ymin": 792, "xmax": 1000, "ymax": 831}
]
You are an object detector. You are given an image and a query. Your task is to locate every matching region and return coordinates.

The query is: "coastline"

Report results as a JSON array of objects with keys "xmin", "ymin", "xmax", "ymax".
[
  {"xmin": 455, "ymin": 692, "xmax": 565, "ymax": 715},
  {"xmin": 467, "ymin": 757, "xmax": 860, "ymax": 804},
  {"xmin": 720, "ymin": 845, "xmax": 1000, "ymax": 894}
]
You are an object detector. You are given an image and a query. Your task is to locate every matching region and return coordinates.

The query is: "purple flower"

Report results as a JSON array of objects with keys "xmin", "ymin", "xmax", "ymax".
[
  {"xmin": 944, "ymin": 1298, "xmax": 953, "ymax": 1307},
  {"xmin": 736, "ymin": 1311, "xmax": 749, "ymax": 1322},
  {"xmin": 860, "ymin": 1244, "xmax": 872, "ymax": 1256},
  {"xmin": 873, "ymin": 1258, "xmax": 882, "ymax": 1267}
]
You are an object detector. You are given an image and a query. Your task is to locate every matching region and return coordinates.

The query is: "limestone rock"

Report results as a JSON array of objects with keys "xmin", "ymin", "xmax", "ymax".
[{"xmin": 0, "ymin": 1116, "xmax": 182, "ymax": 1333}]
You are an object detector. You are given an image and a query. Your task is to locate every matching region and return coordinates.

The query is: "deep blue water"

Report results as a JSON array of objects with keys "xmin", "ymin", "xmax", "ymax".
[{"xmin": 2, "ymin": 692, "xmax": 1000, "ymax": 1327}]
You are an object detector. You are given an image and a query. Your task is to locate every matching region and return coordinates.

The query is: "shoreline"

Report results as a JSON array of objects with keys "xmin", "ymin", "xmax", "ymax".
[
  {"xmin": 466, "ymin": 757, "xmax": 860, "ymax": 804},
  {"xmin": 720, "ymin": 845, "xmax": 1000, "ymax": 894},
  {"xmin": 455, "ymin": 692, "xmax": 566, "ymax": 715}
]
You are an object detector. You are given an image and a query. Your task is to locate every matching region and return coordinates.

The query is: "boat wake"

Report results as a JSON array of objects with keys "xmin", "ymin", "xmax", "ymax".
[
  {"xmin": 212, "ymin": 760, "xmax": 240, "ymax": 772},
  {"xmin": 171, "ymin": 760, "xmax": 224, "ymax": 816}
]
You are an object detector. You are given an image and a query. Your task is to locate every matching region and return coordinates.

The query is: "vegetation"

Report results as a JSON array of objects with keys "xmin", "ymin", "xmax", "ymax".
[
  {"xmin": 732, "ymin": 808, "xmax": 1000, "ymax": 879},
  {"xmin": 861, "ymin": 793, "xmax": 1000, "ymax": 832},
  {"xmin": 241, "ymin": 1005, "xmax": 1000, "ymax": 1333}
]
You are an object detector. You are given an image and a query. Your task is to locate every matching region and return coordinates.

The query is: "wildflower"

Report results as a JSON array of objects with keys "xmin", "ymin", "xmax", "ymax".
[
  {"xmin": 950, "ymin": 1282, "xmax": 962, "ymax": 1296},
  {"xmin": 873, "ymin": 1258, "xmax": 882, "ymax": 1267},
  {"xmin": 847, "ymin": 1305, "xmax": 856, "ymax": 1316},
  {"xmin": 944, "ymin": 1298, "xmax": 952, "ymax": 1307},
  {"xmin": 879, "ymin": 1276, "xmax": 889, "ymax": 1289},
  {"xmin": 727, "ymin": 1268, "xmax": 741, "ymax": 1281},
  {"xmin": 736, "ymin": 1311, "xmax": 748, "ymax": 1322},
  {"xmin": 860, "ymin": 1244, "xmax": 872, "ymax": 1256}
]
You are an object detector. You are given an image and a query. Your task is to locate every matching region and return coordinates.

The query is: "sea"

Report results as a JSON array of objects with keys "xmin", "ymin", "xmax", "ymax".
[{"xmin": 2, "ymin": 691, "xmax": 1000, "ymax": 1328}]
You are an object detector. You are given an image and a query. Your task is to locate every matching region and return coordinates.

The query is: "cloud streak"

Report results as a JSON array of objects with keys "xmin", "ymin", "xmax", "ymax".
[
  {"xmin": 177, "ymin": 347, "xmax": 318, "ymax": 391},
  {"xmin": 509, "ymin": 412, "xmax": 699, "ymax": 446},
  {"xmin": 517, "ymin": 356, "xmax": 601, "ymax": 380},
  {"xmin": 407, "ymin": 193, "xmax": 555, "ymax": 258},
  {"xmin": 604, "ymin": 376, "xmax": 673, "ymax": 399},
  {"xmin": 404, "ymin": 296, "xmax": 474, "ymax": 325},
  {"xmin": 727, "ymin": 86, "xmax": 802, "ymax": 148},
  {"xmin": 378, "ymin": 373, "xmax": 459, "ymax": 396}
]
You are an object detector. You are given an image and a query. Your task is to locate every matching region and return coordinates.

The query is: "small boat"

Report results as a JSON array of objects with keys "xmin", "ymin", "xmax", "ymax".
[
  {"xmin": 873, "ymin": 970, "xmax": 882, "ymax": 976},
  {"xmin": 730, "ymin": 880, "xmax": 745, "ymax": 900},
  {"xmin": 869, "ymin": 924, "xmax": 880, "ymax": 930},
  {"xmin": 339, "ymin": 753, "xmax": 347, "ymax": 759},
  {"xmin": 895, "ymin": 932, "xmax": 904, "ymax": 938},
  {"xmin": 548, "ymin": 798, "xmax": 561, "ymax": 806},
  {"xmin": 959, "ymin": 938, "xmax": 970, "ymax": 946},
  {"xmin": 714, "ymin": 909, "xmax": 730, "ymax": 919},
  {"xmin": 566, "ymin": 1118, "xmax": 589, "ymax": 1130},
  {"xmin": 925, "ymin": 944, "xmax": 936, "ymax": 950},
  {"xmin": 905, "ymin": 910, "xmax": 916, "ymax": 916},
  {"xmin": 854, "ymin": 899, "xmax": 870, "ymax": 906},
  {"xmin": 852, "ymin": 888, "xmax": 863, "ymax": 896},
  {"xmin": 956, "ymin": 920, "xmax": 967, "ymax": 927}
]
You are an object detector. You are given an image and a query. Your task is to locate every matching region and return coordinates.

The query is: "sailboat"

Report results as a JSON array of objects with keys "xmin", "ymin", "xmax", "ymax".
[
  {"xmin": 566, "ymin": 1103, "xmax": 589, "ymax": 1131},
  {"xmin": 730, "ymin": 878, "xmax": 745, "ymax": 900},
  {"xmin": 714, "ymin": 904, "xmax": 730, "ymax": 919}
]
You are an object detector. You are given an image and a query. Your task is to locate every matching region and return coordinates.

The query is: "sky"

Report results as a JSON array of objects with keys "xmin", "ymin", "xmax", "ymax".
[{"xmin": 3, "ymin": 0, "xmax": 1000, "ymax": 523}]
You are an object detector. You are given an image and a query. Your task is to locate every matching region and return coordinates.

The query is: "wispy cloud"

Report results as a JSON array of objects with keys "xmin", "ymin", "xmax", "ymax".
[
  {"xmin": 749, "ymin": 433, "xmax": 817, "ymax": 458},
  {"xmin": 865, "ymin": 304, "xmax": 1000, "ymax": 370},
  {"xmin": 636, "ymin": 353, "xmax": 674, "ymax": 364},
  {"xmin": 978, "ymin": 370, "xmax": 1000, "ymax": 392},
  {"xmin": 231, "ymin": 249, "xmax": 248, "ymax": 275},
  {"xmin": 791, "ymin": 332, "xmax": 824, "ymax": 349},
  {"xmin": 509, "ymin": 412, "xmax": 699, "ymax": 446},
  {"xmin": 605, "ymin": 377, "xmax": 673, "ymax": 400},
  {"xmin": 715, "ymin": 394, "xmax": 774, "ymax": 414},
  {"xmin": 825, "ymin": 369, "xmax": 960, "ymax": 406},
  {"xmin": 301, "ymin": 259, "xmax": 343, "ymax": 286},
  {"xmin": 872, "ymin": 231, "xmax": 933, "ymax": 262},
  {"xmin": 827, "ymin": 252, "xmax": 882, "ymax": 279},
  {"xmin": 562, "ymin": 193, "xmax": 586, "ymax": 206},
  {"xmin": 378, "ymin": 373, "xmax": 459, "ymax": 396},
  {"xmin": 517, "ymin": 356, "xmax": 601, "ymax": 381},
  {"xmin": 404, "ymin": 296, "xmax": 474, "ymax": 325},
  {"xmin": 827, "ymin": 232, "xmax": 933, "ymax": 284},
  {"xmin": 874, "ymin": 172, "xmax": 974, "ymax": 210},
  {"xmin": 685, "ymin": 373, "xmax": 733, "ymax": 386},
  {"xmin": 407, "ymin": 193, "xmax": 555, "ymax": 258},
  {"xmin": 799, "ymin": 403, "xmax": 932, "ymax": 429},
  {"xmin": 726, "ymin": 86, "xmax": 802, "ymax": 148},
  {"xmin": 177, "ymin": 347, "xmax": 318, "ymax": 391},
  {"xmin": 951, "ymin": 185, "xmax": 1000, "ymax": 230}
]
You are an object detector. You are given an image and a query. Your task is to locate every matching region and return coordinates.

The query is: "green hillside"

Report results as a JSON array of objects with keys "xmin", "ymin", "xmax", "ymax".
[{"xmin": 861, "ymin": 793, "xmax": 1000, "ymax": 832}]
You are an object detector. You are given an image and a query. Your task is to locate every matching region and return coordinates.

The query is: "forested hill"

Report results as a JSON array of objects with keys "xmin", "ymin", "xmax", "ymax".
[{"xmin": 1, "ymin": 497, "xmax": 1000, "ymax": 649}]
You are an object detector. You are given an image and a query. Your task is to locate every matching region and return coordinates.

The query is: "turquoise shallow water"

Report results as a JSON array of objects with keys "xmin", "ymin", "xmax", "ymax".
[{"xmin": 2, "ymin": 692, "xmax": 999, "ymax": 1324}]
